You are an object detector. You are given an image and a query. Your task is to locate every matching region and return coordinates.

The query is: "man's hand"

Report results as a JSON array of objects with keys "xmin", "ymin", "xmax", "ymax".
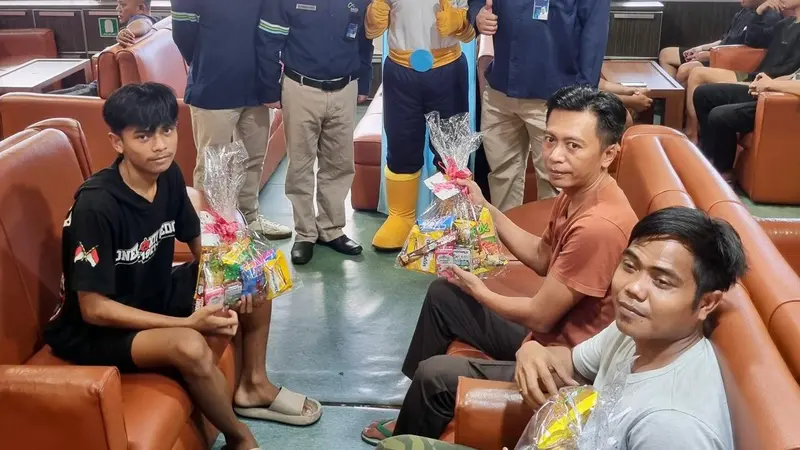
[
  {"xmin": 186, "ymin": 303, "xmax": 239, "ymax": 336},
  {"xmin": 358, "ymin": 94, "xmax": 369, "ymax": 104},
  {"xmin": 682, "ymin": 46, "xmax": 702, "ymax": 61},
  {"xmin": 454, "ymin": 178, "xmax": 488, "ymax": 208},
  {"xmin": 442, "ymin": 265, "xmax": 489, "ymax": 298},
  {"xmin": 232, "ymin": 293, "xmax": 267, "ymax": 315},
  {"xmin": 116, "ymin": 28, "xmax": 136, "ymax": 47},
  {"xmin": 514, "ymin": 341, "xmax": 579, "ymax": 408},
  {"xmin": 436, "ymin": 0, "xmax": 463, "ymax": 37},
  {"xmin": 265, "ymin": 101, "xmax": 282, "ymax": 109},
  {"xmin": 757, "ymin": 0, "xmax": 783, "ymax": 15},
  {"xmin": 628, "ymin": 91, "xmax": 653, "ymax": 113},
  {"xmin": 749, "ymin": 72, "xmax": 773, "ymax": 96},
  {"xmin": 476, "ymin": 0, "xmax": 497, "ymax": 36}
]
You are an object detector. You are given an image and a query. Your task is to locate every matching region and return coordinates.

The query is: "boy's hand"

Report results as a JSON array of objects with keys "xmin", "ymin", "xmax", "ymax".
[
  {"xmin": 454, "ymin": 178, "xmax": 488, "ymax": 208},
  {"xmin": 442, "ymin": 265, "xmax": 488, "ymax": 298},
  {"xmin": 514, "ymin": 341, "xmax": 579, "ymax": 408},
  {"xmin": 187, "ymin": 303, "xmax": 239, "ymax": 336},
  {"xmin": 233, "ymin": 293, "xmax": 267, "ymax": 315},
  {"xmin": 116, "ymin": 28, "xmax": 136, "ymax": 47}
]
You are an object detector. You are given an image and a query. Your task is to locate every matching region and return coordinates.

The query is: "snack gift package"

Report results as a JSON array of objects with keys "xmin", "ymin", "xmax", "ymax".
[
  {"xmin": 396, "ymin": 111, "xmax": 507, "ymax": 278},
  {"xmin": 193, "ymin": 141, "xmax": 294, "ymax": 311},
  {"xmin": 515, "ymin": 357, "xmax": 634, "ymax": 450}
]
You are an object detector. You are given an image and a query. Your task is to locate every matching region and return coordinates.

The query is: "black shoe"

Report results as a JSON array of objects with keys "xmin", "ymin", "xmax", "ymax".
[
  {"xmin": 317, "ymin": 235, "xmax": 363, "ymax": 255},
  {"xmin": 291, "ymin": 241, "xmax": 314, "ymax": 265}
]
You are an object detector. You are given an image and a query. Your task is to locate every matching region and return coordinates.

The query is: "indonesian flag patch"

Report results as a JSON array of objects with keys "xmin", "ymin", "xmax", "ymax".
[{"xmin": 74, "ymin": 243, "xmax": 99, "ymax": 267}]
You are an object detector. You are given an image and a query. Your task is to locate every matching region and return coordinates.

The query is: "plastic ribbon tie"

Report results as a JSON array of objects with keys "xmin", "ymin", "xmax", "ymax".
[
  {"xmin": 433, "ymin": 157, "xmax": 472, "ymax": 194},
  {"xmin": 204, "ymin": 210, "xmax": 240, "ymax": 244}
]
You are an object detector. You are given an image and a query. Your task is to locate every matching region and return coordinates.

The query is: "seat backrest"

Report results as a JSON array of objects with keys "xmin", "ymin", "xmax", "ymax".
[
  {"xmin": 116, "ymin": 28, "xmax": 188, "ymax": 97},
  {"xmin": 617, "ymin": 126, "xmax": 695, "ymax": 217},
  {"xmin": 0, "ymin": 29, "xmax": 57, "ymax": 60},
  {"xmin": 0, "ymin": 127, "xmax": 86, "ymax": 364}
]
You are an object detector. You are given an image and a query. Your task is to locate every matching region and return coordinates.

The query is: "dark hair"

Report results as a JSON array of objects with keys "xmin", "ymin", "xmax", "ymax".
[
  {"xmin": 629, "ymin": 206, "xmax": 747, "ymax": 308},
  {"xmin": 546, "ymin": 85, "xmax": 628, "ymax": 147},
  {"xmin": 102, "ymin": 82, "xmax": 178, "ymax": 136}
]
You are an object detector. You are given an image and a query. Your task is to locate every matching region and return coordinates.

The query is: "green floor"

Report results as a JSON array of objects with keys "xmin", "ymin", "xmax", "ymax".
[{"xmin": 213, "ymin": 105, "xmax": 800, "ymax": 449}]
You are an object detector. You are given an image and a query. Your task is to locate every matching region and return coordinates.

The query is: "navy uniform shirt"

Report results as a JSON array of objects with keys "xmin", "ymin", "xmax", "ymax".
[
  {"xmin": 468, "ymin": 0, "xmax": 610, "ymax": 100},
  {"xmin": 258, "ymin": 0, "xmax": 374, "ymax": 104},
  {"xmin": 172, "ymin": 0, "xmax": 266, "ymax": 109}
]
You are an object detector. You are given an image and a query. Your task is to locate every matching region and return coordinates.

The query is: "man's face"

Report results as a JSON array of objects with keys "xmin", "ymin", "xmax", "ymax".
[
  {"xmin": 110, "ymin": 125, "xmax": 177, "ymax": 176},
  {"xmin": 542, "ymin": 109, "xmax": 617, "ymax": 192},
  {"xmin": 610, "ymin": 239, "xmax": 719, "ymax": 341},
  {"xmin": 116, "ymin": 0, "xmax": 144, "ymax": 24}
]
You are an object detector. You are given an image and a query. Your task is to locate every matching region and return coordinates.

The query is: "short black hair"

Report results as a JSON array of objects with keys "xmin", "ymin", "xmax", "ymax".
[
  {"xmin": 546, "ymin": 85, "xmax": 628, "ymax": 147},
  {"xmin": 629, "ymin": 206, "xmax": 747, "ymax": 308},
  {"xmin": 102, "ymin": 82, "xmax": 178, "ymax": 136}
]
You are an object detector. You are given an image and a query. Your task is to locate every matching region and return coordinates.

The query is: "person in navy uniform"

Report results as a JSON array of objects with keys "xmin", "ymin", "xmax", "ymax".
[
  {"xmin": 469, "ymin": 0, "xmax": 611, "ymax": 211},
  {"xmin": 259, "ymin": 0, "xmax": 374, "ymax": 265}
]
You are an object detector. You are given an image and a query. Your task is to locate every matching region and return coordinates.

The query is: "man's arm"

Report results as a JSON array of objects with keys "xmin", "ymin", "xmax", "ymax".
[
  {"xmin": 171, "ymin": 0, "xmax": 201, "ymax": 65},
  {"xmin": 79, "ymin": 292, "xmax": 190, "ymax": 329},
  {"xmin": 474, "ymin": 274, "xmax": 584, "ymax": 333},
  {"xmin": 126, "ymin": 17, "xmax": 154, "ymax": 38},
  {"xmin": 744, "ymin": 7, "xmax": 783, "ymax": 49},
  {"xmin": 488, "ymin": 204, "xmax": 549, "ymax": 276},
  {"xmin": 189, "ymin": 236, "xmax": 202, "ymax": 261},
  {"xmin": 257, "ymin": 0, "xmax": 290, "ymax": 104},
  {"xmin": 576, "ymin": 0, "xmax": 611, "ymax": 85},
  {"xmin": 765, "ymin": 79, "xmax": 800, "ymax": 96},
  {"xmin": 357, "ymin": 17, "xmax": 374, "ymax": 97}
]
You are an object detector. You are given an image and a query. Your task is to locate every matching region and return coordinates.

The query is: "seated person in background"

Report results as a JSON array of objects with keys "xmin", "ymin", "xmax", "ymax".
[
  {"xmin": 694, "ymin": 68, "xmax": 800, "ymax": 180},
  {"xmin": 361, "ymin": 85, "xmax": 638, "ymax": 445},
  {"xmin": 43, "ymin": 83, "xmax": 317, "ymax": 450},
  {"xmin": 683, "ymin": 0, "xmax": 800, "ymax": 141},
  {"xmin": 50, "ymin": 0, "xmax": 155, "ymax": 96},
  {"xmin": 598, "ymin": 79, "xmax": 653, "ymax": 123},
  {"xmin": 658, "ymin": 0, "xmax": 781, "ymax": 84},
  {"xmin": 375, "ymin": 206, "xmax": 747, "ymax": 450}
]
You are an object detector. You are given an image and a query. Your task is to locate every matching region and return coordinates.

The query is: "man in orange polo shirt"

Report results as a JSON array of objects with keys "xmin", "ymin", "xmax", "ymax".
[{"xmin": 362, "ymin": 85, "xmax": 637, "ymax": 444}]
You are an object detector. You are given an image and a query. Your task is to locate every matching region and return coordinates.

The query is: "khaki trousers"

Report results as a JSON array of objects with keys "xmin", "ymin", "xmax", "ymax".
[
  {"xmin": 190, "ymin": 105, "xmax": 271, "ymax": 223},
  {"xmin": 481, "ymin": 86, "xmax": 558, "ymax": 211},
  {"xmin": 281, "ymin": 76, "xmax": 357, "ymax": 243}
]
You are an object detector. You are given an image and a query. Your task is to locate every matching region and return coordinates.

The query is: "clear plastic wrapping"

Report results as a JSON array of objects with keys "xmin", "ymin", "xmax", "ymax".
[
  {"xmin": 396, "ymin": 111, "xmax": 508, "ymax": 278},
  {"xmin": 515, "ymin": 357, "xmax": 635, "ymax": 450},
  {"xmin": 193, "ymin": 141, "xmax": 296, "ymax": 311}
]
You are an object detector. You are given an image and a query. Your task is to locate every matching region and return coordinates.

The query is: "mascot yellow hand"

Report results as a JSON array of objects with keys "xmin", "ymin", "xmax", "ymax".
[
  {"xmin": 366, "ymin": 0, "xmax": 391, "ymax": 39},
  {"xmin": 436, "ymin": 0, "xmax": 466, "ymax": 37}
]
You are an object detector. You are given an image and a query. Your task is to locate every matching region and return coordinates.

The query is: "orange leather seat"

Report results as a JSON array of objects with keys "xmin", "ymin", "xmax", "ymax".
[
  {"xmin": 710, "ymin": 45, "xmax": 800, "ymax": 204},
  {"xmin": 443, "ymin": 125, "xmax": 800, "ymax": 450},
  {"xmin": 0, "ymin": 119, "xmax": 235, "ymax": 450},
  {"xmin": 0, "ymin": 28, "xmax": 57, "ymax": 70}
]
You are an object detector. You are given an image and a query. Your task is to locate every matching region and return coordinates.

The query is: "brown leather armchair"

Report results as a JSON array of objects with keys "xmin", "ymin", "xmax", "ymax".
[
  {"xmin": 709, "ymin": 45, "xmax": 800, "ymax": 204},
  {"xmin": 443, "ymin": 126, "xmax": 800, "ymax": 450},
  {"xmin": 0, "ymin": 28, "xmax": 57, "ymax": 70},
  {"xmin": 0, "ymin": 118, "xmax": 235, "ymax": 450}
]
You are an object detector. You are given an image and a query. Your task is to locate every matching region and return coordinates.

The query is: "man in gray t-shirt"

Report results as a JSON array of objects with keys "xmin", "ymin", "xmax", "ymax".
[{"xmin": 513, "ymin": 206, "xmax": 747, "ymax": 449}]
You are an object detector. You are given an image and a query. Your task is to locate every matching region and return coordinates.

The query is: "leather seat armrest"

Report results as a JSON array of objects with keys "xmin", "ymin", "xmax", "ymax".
[
  {"xmin": 0, "ymin": 365, "xmax": 127, "ymax": 450},
  {"xmin": 453, "ymin": 377, "xmax": 534, "ymax": 449},
  {"xmin": 756, "ymin": 217, "xmax": 800, "ymax": 274}
]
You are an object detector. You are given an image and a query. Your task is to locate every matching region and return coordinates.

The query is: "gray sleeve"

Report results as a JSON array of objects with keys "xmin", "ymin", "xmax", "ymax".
[
  {"xmin": 571, "ymin": 323, "xmax": 620, "ymax": 381},
  {"xmin": 628, "ymin": 411, "xmax": 727, "ymax": 450}
]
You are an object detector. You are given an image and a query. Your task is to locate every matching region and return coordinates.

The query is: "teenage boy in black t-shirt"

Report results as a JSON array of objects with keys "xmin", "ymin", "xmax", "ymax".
[{"xmin": 44, "ymin": 83, "xmax": 272, "ymax": 449}]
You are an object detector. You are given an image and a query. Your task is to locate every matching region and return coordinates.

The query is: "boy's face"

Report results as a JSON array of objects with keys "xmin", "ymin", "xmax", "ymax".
[
  {"xmin": 542, "ymin": 109, "xmax": 617, "ymax": 192},
  {"xmin": 116, "ymin": 0, "xmax": 145, "ymax": 24},
  {"xmin": 610, "ymin": 239, "xmax": 722, "ymax": 342},
  {"xmin": 109, "ymin": 125, "xmax": 177, "ymax": 176}
]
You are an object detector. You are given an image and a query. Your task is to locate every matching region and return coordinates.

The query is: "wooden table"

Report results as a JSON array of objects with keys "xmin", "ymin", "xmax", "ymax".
[
  {"xmin": 0, "ymin": 58, "xmax": 91, "ymax": 95},
  {"xmin": 601, "ymin": 60, "xmax": 685, "ymax": 130}
]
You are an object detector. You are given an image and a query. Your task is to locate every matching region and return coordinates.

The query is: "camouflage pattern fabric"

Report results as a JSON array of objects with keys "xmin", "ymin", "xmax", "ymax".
[{"xmin": 376, "ymin": 435, "xmax": 476, "ymax": 450}]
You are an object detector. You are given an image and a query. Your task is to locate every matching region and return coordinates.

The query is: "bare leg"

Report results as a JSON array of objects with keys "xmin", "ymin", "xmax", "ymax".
[
  {"xmin": 685, "ymin": 67, "xmax": 738, "ymax": 143},
  {"xmin": 131, "ymin": 328, "xmax": 259, "ymax": 450},
  {"xmin": 659, "ymin": 47, "xmax": 682, "ymax": 78},
  {"xmin": 233, "ymin": 300, "xmax": 316, "ymax": 415},
  {"xmin": 676, "ymin": 61, "xmax": 703, "ymax": 86}
]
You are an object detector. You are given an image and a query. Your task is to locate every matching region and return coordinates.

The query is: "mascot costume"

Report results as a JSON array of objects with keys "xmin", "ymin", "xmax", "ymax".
[{"xmin": 366, "ymin": 0, "xmax": 477, "ymax": 251}]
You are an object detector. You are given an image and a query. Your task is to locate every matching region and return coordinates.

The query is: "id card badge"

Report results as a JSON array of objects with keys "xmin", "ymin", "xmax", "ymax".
[
  {"xmin": 533, "ymin": 0, "xmax": 549, "ymax": 21},
  {"xmin": 344, "ymin": 12, "xmax": 360, "ymax": 41}
]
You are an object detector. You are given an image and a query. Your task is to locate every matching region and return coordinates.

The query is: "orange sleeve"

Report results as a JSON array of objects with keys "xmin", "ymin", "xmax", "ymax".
[{"xmin": 548, "ymin": 217, "xmax": 629, "ymax": 298}]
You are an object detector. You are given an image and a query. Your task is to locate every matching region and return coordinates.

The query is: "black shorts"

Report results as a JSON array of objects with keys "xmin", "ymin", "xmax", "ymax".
[
  {"xmin": 678, "ymin": 46, "xmax": 710, "ymax": 67},
  {"xmin": 53, "ymin": 261, "xmax": 198, "ymax": 373}
]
